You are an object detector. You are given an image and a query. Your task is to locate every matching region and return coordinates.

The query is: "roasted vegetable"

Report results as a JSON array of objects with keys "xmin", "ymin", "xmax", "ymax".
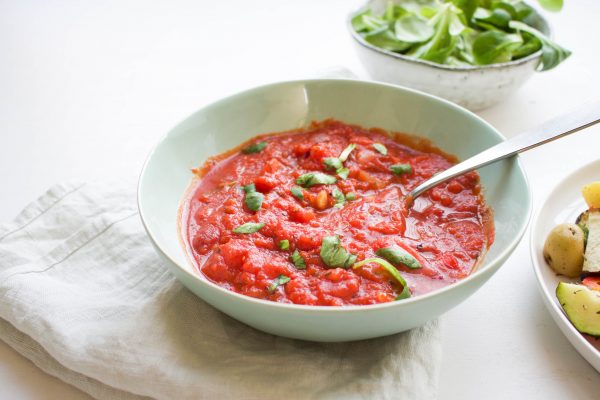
[
  {"xmin": 582, "ymin": 210, "xmax": 600, "ymax": 274},
  {"xmin": 582, "ymin": 182, "xmax": 600, "ymax": 209},
  {"xmin": 556, "ymin": 282, "xmax": 600, "ymax": 337},
  {"xmin": 543, "ymin": 223, "xmax": 585, "ymax": 278}
]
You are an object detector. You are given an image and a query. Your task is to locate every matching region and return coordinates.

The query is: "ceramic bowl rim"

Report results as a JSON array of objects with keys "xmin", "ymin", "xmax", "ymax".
[
  {"xmin": 347, "ymin": 6, "xmax": 549, "ymax": 72},
  {"xmin": 137, "ymin": 78, "xmax": 532, "ymax": 314}
]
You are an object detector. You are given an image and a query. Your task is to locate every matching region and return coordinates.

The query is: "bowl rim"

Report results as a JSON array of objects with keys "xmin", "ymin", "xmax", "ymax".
[
  {"xmin": 137, "ymin": 78, "xmax": 532, "ymax": 314},
  {"xmin": 347, "ymin": 5, "xmax": 549, "ymax": 72}
]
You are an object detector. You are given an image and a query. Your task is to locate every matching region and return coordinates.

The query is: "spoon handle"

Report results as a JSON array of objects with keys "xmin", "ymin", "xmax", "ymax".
[{"xmin": 409, "ymin": 100, "xmax": 600, "ymax": 200}]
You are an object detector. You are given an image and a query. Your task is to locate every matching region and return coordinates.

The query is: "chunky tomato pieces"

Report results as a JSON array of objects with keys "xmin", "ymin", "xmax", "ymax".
[{"xmin": 183, "ymin": 120, "xmax": 494, "ymax": 306}]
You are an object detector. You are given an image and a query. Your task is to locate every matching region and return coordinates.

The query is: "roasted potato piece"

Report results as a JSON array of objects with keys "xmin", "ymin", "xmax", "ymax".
[{"xmin": 543, "ymin": 223, "xmax": 585, "ymax": 278}]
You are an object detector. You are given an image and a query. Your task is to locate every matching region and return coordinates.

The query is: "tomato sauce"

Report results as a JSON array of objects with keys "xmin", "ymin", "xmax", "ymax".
[{"xmin": 182, "ymin": 120, "xmax": 494, "ymax": 306}]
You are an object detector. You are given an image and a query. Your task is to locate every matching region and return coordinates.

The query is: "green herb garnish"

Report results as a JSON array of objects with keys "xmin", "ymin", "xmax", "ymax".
[
  {"xmin": 339, "ymin": 144, "xmax": 356, "ymax": 162},
  {"xmin": 353, "ymin": 257, "xmax": 411, "ymax": 299},
  {"xmin": 242, "ymin": 184, "xmax": 263, "ymax": 212},
  {"xmin": 233, "ymin": 222, "xmax": 265, "ymax": 234},
  {"xmin": 373, "ymin": 143, "xmax": 388, "ymax": 155},
  {"xmin": 346, "ymin": 192, "xmax": 357, "ymax": 201},
  {"xmin": 241, "ymin": 142, "xmax": 267, "ymax": 154},
  {"xmin": 352, "ymin": 0, "xmax": 569, "ymax": 70},
  {"xmin": 324, "ymin": 157, "xmax": 344, "ymax": 171},
  {"xmin": 279, "ymin": 239, "xmax": 290, "ymax": 251},
  {"xmin": 337, "ymin": 168, "xmax": 350, "ymax": 180},
  {"xmin": 376, "ymin": 246, "xmax": 422, "ymax": 270},
  {"xmin": 390, "ymin": 164, "xmax": 412, "ymax": 176},
  {"xmin": 291, "ymin": 186, "xmax": 304, "ymax": 200},
  {"xmin": 290, "ymin": 249, "xmax": 306, "ymax": 270},
  {"xmin": 332, "ymin": 188, "xmax": 345, "ymax": 208},
  {"xmin": 267, "ymin": 274, "xmax": 291, "ymax": 293},
  {"xmin": 320, "ymin": 235, "xmax": 356, "ymax": 269},
  {"xmin": 296, "ymin": 172, "xmax": 337, "ymax": 188}
]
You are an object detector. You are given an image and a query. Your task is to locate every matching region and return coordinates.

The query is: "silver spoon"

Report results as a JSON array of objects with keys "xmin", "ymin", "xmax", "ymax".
[{"xmin": 407, "ymin": 100, "xmax": 600, "ymax": 204}]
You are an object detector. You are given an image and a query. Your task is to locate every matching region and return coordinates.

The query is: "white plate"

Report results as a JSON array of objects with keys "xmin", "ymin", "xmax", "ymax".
[{"xmin": 530, "ymin": 160, "xmax": 600, "ymax": 372}]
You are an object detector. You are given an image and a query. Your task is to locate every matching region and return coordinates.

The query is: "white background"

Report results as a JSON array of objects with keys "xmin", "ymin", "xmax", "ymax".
[{"xmin": 1, "ymin": 0, "xmax": 599, "ymax": 398}]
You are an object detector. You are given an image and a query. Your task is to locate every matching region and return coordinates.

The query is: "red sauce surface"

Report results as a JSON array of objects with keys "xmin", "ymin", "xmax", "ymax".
[{"xmin": 183, "ymin": 120, "xmax": 494, "ymax": 306}]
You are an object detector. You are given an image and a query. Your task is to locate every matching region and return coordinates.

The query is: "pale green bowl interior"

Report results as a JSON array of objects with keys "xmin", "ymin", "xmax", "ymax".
[{"xmin": 138, "ymin": 79, "xmax": 530, "ymax": 340}]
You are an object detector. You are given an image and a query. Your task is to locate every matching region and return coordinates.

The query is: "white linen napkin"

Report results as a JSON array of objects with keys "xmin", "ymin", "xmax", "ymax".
[{"xmin": 0, "ymin": 180, "xmax": 442, "ymax": 400}]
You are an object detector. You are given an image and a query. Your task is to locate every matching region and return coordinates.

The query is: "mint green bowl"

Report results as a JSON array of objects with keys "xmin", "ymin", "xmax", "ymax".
[{"xmin": 138, "ymin": 79, "xmax": 531, "ymax": 342}]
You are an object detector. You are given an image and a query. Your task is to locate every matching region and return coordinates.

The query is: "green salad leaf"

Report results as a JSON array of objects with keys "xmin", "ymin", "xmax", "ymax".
[
  {"xmin": 352, "ymin": 0, "xmax": 569, "ymax": 71},
  {"xmin": 320, "ymin": 235, "xmax": 357, "ymax": 269}
]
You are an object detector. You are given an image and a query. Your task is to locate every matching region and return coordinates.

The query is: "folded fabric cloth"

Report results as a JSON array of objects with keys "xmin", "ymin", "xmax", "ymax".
[{"xmin": 0, "ymin": 180, "xmax": 442, "ymax": 400}]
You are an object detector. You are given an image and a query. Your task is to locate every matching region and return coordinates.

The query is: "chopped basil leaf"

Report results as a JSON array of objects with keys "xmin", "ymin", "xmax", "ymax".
[
  {"xmin": 353, "ymin": 257, "xmax": 411, "ymax": 299},
  {"xmin": 324, "ymin": 157, "xmax": 343, "ymax": 171},
  {"xmin": 241, "ymin": 142, "xmax": 267, "ymax": 154},
  {"xmin": 242, "ymin": 183, "xmax": 256, "ymax": 193},
  {"xmin": 346, "ymin": 192, "xmax": 357, "ymax": 201},
  {"xmin": 290, "ymin": 249, "xmax": 306, "ymax": 269},
  {"xmin": 373, "ymin": 143, "xmax": 388, "ymax": 155},
  {"xmin": 296, "ymin": 172, "xmax": 337, "ymax": 188},
  {"xmin": 244, "ymin": 186, "xmax": 264, "ymax": 212},
  {"xmin": 339, "ymin": 143, "xmax": 356, "ymax": 162},
  {"xmin": 332, "ymin": 188, "xmax": 345, "ymax": 208},
  {"xmin": 233, "ymin": 222, "xmax": 265, "ymax": 234},
  {"xmin": 279, "ymin": 239, "xmax": 290, "ymax": 251},
  {"xmin": 267, "ymin": 274, "xmax": 291, "ymax": 293},
  {"xmin": 291, "ymin": 186, "xmax": 304, "ymax": 200},
  {"xmin": 337, "ymin": 168, "xmax": 350, "ymax": 180},
  {"xmin": 320, "ymin": 235, "xmax": 356, "ymax": 269},
  {"xmin": 390, "ymin": 164, "xmax": 412, "ymax": 175},
  {"xmin": 376, "ymin": 246, "xmax": 422, "ymax": 269}
]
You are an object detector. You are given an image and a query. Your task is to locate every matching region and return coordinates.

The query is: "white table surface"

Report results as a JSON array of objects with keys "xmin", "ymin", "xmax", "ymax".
[{"xmin": 1, "ymin": 0, "xmax": 599, "ymax": 398}]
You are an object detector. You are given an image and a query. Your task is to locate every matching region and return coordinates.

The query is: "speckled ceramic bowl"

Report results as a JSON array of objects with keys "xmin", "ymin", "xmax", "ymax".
[
  {"xmin": 348, "ymin": 4, "xmax": 550, "ymax": 111},
  {"xmin": 138, "ymin": 79, "xmax": 531, "ymax": 342}
]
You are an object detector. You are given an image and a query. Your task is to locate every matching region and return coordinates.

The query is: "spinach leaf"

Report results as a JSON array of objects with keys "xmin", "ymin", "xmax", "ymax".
[
  {"xmin": 373, "ymin": 143, "xmax": 388, "ymax": 155},
  {"xmin": 509, "ymin": 20, "xmax": 571, "ymax": 71},
  {"xmin": 394, "ymin": 15, "xmax": 434, "ymax": 43},
  {"xmin": 290, "ymin": 250, "xmax": 306, "ymax": 270},
  {"xmin": 241, "ymin": 142, "xmax": 267, "ymax": 154},
  {"xmin": 538, "ymin": 0, "xmax": 563, "ymax": 12},
  {"xmin": 352, "ymin": 258, "xmax": 411, "ymax": 299},
  {"xmin": 242, "ymin": 184, "xmax": 263, "ymax": 212},
  {"xmin": 366, "ymin": 27, "xmax": 412, "ymax": 52},
  {"xmin": 320, "ymin": 235, "xmax": 356, "ymax": 269},
  {"xmin": 390, "ymin": 164, "xmax": 412, "ymax": 175},
  {"xmin": 376, "ymin": 246, "xmax": 422, "ymax": 269},
  {"xmin": 473, "ymin": 7, "xmax": 512, "ymax": 29},
  {"xmin": 233, "ymin": 222, "xmax": 265, "ymax": 234},
  {"xmin": 473, "ymin": 30, "xmax": 523, "ymax": 65},
  {"xmin": 267, "ymin": 274, "xmax": 291, "ymax": 293},
  {"xmin": 296, "ymin": 172, "xmax": 337, "ymax": 188}
]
